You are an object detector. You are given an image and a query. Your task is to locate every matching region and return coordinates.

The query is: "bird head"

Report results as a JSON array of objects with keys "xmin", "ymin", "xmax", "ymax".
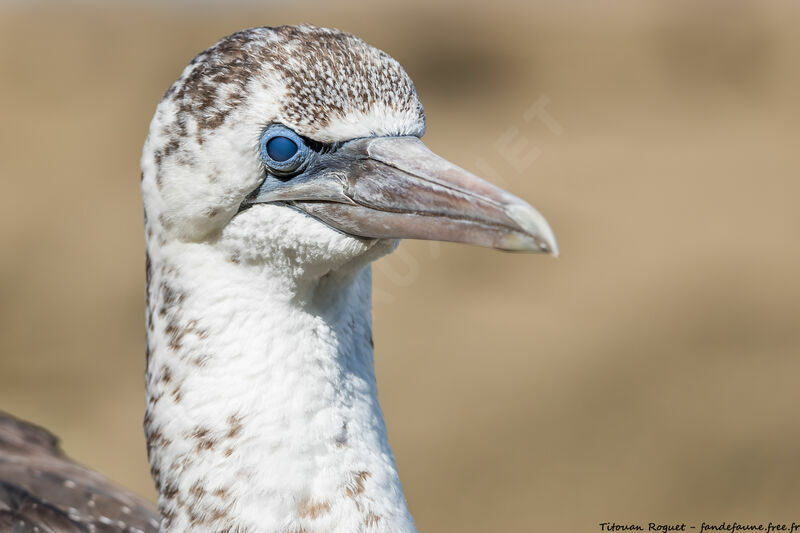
[{"xmin": 141, "ymin": 25, "xmax": 557, "ymax": 271}]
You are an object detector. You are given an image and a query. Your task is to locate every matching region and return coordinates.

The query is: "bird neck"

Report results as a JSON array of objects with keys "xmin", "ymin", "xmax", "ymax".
[{"xmin": 144, "ymin": 240, "xmax": 416, "ymax": 533}]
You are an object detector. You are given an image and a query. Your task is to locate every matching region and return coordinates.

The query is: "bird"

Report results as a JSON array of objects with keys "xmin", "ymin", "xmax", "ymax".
[{"xmin": 0, "ymin": 24, "xmax": 557, "ymax": 533}]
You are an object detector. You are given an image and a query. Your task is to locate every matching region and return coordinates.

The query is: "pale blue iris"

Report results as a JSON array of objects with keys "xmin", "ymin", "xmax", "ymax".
[{"xmin": 266, "ymin": 136, "xmax": 298, "ymax": 162}]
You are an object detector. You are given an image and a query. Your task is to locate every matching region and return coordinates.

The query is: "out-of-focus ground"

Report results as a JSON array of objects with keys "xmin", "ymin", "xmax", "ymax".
[{"xmin": 2, "ymin": 1, "xmax": 799, "ymax": 530}]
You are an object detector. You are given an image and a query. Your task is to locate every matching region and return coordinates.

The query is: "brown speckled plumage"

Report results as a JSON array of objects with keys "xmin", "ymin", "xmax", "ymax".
[{"xmin": 151, "ymin": 25, "xmax": 424, "ymax": 184}]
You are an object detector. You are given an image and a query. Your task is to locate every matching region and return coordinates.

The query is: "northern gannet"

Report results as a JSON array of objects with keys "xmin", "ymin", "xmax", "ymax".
[{"xmin": 0, "ymin": 25, "xmax": 557, "ymax": 533}]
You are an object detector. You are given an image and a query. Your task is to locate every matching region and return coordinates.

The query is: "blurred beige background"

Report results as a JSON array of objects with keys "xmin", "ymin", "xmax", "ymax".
[{"xmin": 2, "ymin": 1, "xmax": 799, "ymax": 531}]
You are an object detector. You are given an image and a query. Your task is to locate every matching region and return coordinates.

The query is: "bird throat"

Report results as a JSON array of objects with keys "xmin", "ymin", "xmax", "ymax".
[{"xmin": 143, "ymin": 239, "xmax": 417, "ymax": 532}]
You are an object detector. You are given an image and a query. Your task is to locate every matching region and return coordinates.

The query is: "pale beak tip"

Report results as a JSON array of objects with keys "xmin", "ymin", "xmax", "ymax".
[
  {"xmin": 541, "ymin": 238, "xmax": 560, "ymax": 258},
  {"xmin": 542, "ymin": 229, "xmax": 559, "ymax": 257},
  {"xmin": 504, "ymin": 201, "xmax": 559, "ymax": 256}
]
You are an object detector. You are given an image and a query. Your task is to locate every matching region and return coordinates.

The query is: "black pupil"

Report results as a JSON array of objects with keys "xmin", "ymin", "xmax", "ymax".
[{"xmin": 266, "ymin": 136, "xmax": 298, "ymax": 162}]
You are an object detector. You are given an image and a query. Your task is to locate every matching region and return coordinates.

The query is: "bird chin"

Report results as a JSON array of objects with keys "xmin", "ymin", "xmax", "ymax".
[
  {"xmin": 222, "ymin": 202, "xmax": 397, "ymax": 272},
  {"xmin": 274, "ymin": 201, "xmax": 402, "ymax": 268}
]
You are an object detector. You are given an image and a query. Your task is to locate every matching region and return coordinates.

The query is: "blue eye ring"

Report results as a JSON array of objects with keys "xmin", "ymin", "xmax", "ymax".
[{"xmin": 258, "ymin": 124, "xmax": 310, "ymax": 174}]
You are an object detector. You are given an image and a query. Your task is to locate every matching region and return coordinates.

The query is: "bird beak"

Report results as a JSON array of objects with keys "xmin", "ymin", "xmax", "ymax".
[{"xmin": 242, "ymin": 136, "xmax": 558, "ymax": 254}]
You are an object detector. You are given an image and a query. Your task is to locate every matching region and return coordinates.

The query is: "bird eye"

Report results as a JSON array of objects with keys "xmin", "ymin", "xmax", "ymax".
[
  {"xmin": 259, "ymin": 125, "xmax": 309, "ymax": 174},
  {"xmin": 266, "ymin": 136, "xmax": 298, "ymax": 162}
]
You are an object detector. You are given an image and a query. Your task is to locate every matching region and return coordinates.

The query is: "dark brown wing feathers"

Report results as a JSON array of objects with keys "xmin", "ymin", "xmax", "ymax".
[{"xmin": 0, "ymin": 412, "xmax": 159, "ymax": 532}]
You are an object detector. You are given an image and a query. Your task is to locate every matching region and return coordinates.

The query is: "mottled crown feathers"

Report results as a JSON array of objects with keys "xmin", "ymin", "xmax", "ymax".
[
  {"xmin": 161, "ymin": 25, "xmax": 424, "ymax": 145},
  {"xmin": 143, "ymin": 25, "xmax": 426, "ymax": 240}
]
